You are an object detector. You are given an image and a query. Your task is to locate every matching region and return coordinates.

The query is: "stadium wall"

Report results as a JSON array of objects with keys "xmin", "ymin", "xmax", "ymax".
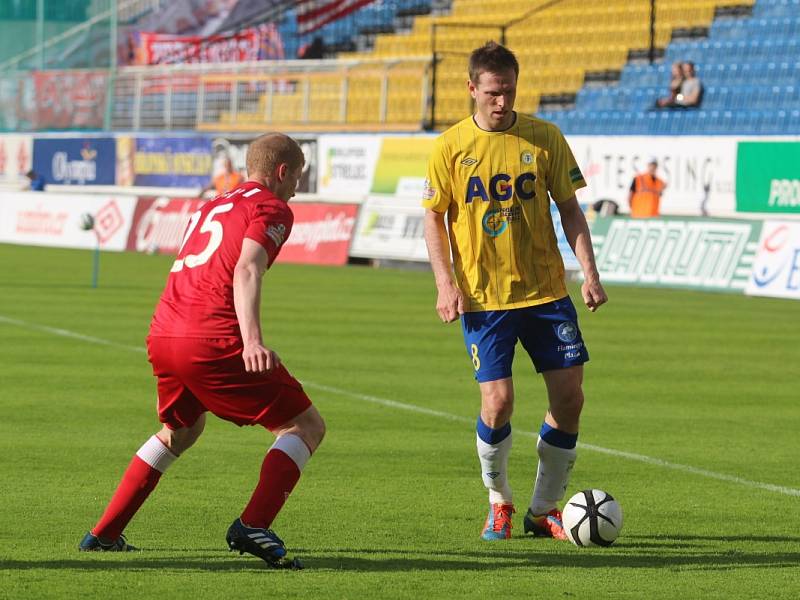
[{"xmin": 1, "ymin": 132, "xmax": 799, "ymax": 300}]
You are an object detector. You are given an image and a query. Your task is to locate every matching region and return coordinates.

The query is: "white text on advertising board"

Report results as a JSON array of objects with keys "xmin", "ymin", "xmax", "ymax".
[
  {"xmin": 769, "ymin": 179, "xmax": 800, "ymax": 208},
  {"xmin": 285, "ymin": 213, "xmax": 355, "ymax": 252},
  {"xmin": 595, "ymin": 220, "xmax": 756, "ymax": 289},
  {"xmin": 52, "ymin": 151, "xmax": 96, "ymax": 184},
  {"xmin": 136, "ymin": 197, "xmax": 200, "ymax": 253}
]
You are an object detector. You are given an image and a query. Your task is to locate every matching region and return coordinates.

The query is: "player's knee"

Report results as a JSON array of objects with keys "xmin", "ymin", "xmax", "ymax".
[
  {"xmin": 551, "ymin": 389, "xmax": 584, "ymax": 422},
  {"xmin": 157, "ymin": 415, "xmax": 205, "ymax": 456},
  {"xmin": 304, "ymin": 411, "xmax": 326, "ymax": 449},
  {"xmin": 277, "ymin": 407, "xmax": 325, "ymax": 452},
  {"xmin": 481, "ymin": 389, "xmax": 513, "ymax": 424}
]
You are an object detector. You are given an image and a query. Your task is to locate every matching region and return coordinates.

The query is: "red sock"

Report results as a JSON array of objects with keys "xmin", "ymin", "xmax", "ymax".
[
  {"xmin": 240, "ymin": 449, "xmax": 301, "ymax": 529},
  {"xmin": 93, "ymin": 455, "xmax": 162, "ymax": 540}
]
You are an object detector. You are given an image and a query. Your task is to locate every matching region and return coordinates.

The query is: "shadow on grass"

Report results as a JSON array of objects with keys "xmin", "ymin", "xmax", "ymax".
[
  {"xmin": 3, "ymin": 543, "xmax": 800, "ymax": 573},
  {"xmin": 625, "ymin": 534, "xmax": 800, "ymax": 543}
]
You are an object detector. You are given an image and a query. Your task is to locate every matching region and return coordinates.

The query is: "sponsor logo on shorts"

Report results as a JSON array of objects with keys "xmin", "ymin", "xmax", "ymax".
[
  {"xmin": 557, "ymin": 342, "xmax": 583, "ymax": 352},
  {"xmin": 556, "ymin": 321, "xmax": 578, "ymax": 342}
]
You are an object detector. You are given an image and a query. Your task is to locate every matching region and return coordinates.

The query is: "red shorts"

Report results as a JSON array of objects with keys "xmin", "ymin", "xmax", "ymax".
[{"xmin": 146, "ymin": 336, "xmax": 312, "ymax": 431}]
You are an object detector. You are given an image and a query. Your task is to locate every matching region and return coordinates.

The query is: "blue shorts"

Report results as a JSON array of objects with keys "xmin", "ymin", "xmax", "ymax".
[{"xmin": 461, "ymin": 297, "xmax": 589, "ymax": 382}]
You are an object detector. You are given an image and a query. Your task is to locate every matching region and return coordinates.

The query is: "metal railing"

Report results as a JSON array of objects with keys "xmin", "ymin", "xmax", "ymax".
[{"xmin": 111, "ymin": 57, "xmax": 432, "ymax": 132}]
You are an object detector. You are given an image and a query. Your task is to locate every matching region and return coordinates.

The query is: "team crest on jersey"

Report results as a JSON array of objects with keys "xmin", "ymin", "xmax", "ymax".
[
  {"xmin": 482, "ymin": 209, "xmax": 508, "ymax": 237},
  {"xmin": 266, "ymin": 223, "xmax": 286, "ymax": 246},
  {"xmin": 481, "ymin": 205, "xmax": 520, "ymax": 237},
  {"xmin": 422, "ymin": 178, "xmax": 436, "ymax": 200},
  {"xmin": 556, "ymin": 321, "xmax": 578, "ymax": 343},
  {"xmin": 461, "ymin": 157, "xmax": 478, "ymax": 167},
  {"xmin": 521, "ymin": 150, "xmax": 533, "ymax": 165}
]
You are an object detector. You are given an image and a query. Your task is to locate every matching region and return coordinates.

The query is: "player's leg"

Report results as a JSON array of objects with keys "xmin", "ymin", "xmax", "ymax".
[
  {"xmin": 239, "ymin": 404, "xmax": 325, "ymax": 530},
  {"xmin": 518, "ymin": 299, "xmax": 588, "ymax": 539},
  {"xmin": 188, "ymin": 338, "xmax": 321, "ymax": 567},
  {"xmin": 477, "ymin": 377, "xmax": 516, "ymax": 540},
  {"xmin": 523, "ymin": 366, "xmax": 583, "ymax": 539},
  {"xmin": 80, "ymin": 415, "xmax": 206, "ymax": 551},
  {"xmin": 80, "ymin": 336, "xmax": 207, "ymax": 551},
  {"xmin": 225, "ymin": 401, "xmax": 322, "ymax": 569},
  {"xmin": 462, "ymin": 310, "xmax": 518, "ymax": 540}
]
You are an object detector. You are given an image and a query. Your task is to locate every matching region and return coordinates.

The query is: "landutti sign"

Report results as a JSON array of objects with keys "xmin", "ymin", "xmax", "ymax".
[{"xmin": 590, "ymin": 216, "xmax": 761, "ymax": 292}]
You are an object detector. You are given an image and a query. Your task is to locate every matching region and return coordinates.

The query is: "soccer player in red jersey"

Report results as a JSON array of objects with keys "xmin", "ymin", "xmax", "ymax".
[{"xmin": 79, "ymin": 133, "xmax": 324, "ymax": 569}]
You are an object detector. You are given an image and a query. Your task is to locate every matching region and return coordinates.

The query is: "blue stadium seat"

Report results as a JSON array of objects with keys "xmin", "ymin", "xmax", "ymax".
[
  {"xmin": 754, "ymin": 0, "xmax": 800, "ymax": 18},
  {"xmin": 531, "ymin": 1, "xmax": 800, "ymax": 134}
]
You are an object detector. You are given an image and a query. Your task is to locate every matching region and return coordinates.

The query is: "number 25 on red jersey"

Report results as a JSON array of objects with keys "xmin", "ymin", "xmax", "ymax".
[{"xmin": 170, "ymin": 202, "xmax": 234, "ymax": 273}]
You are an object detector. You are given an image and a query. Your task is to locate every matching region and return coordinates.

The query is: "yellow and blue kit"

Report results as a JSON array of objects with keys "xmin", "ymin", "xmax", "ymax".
[
  {"xmin": 423, "ymin": 113, "xmax": 589, "ymax": 380},
  {"xmin": 423, "ymin": 112, "xmax": 586, "ymax": 312}
]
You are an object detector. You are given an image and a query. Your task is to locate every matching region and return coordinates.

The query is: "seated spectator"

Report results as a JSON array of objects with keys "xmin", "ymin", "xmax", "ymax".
[
  {"xmin": 201, "ymin": 157, "xmax": 244, "ymax": 197},
  {"xmin": 26, "ymin": 170, "xmax": 45, "ymax": 191},
  {"xmin": 298, "ymin": 36, "xmax": 325, "ymax": 60},
  {"xmin": 655, "ymin": 61, "xmax": 684, "ymax": 108},
  {"xmin": 674, "ymin": 61, "xmax": 703, "ymax": 108}
]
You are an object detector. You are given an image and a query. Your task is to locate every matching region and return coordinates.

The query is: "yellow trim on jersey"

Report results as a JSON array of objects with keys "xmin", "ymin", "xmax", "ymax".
[{"xmin": 423, "ymin": 113, "xmax": 586, "ymax": 312}]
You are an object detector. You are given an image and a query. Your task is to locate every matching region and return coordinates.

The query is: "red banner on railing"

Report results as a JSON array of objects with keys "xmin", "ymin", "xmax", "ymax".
[
  {"xmin": 133, "ymin": 24, "xmax": 284, "ymax": 65},
  {"xmin": 32, "ymin": 71, "xmax": 108, "ymax": 129}
]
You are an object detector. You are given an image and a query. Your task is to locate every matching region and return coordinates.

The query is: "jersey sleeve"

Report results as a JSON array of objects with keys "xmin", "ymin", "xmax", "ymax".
[
  {"xmin": 422, "ymin": 134, "xmax": 452, "ymax": 213},
  {"xmin": 546, "ymin": 125, "xmax": 587, "ymax": 203},
  {"xmin": 245, "ymin": 201, "xmax": 294, "ymax": 267}
]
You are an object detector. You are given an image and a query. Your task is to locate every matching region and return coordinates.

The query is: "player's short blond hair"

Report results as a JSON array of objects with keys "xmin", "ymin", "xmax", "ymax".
[
  {"xmin": 468, "ymin": 41, "xmax": 519, "ymax": 84},
  {"xmin": 246, "ymin": 133, "xmax": 304, "ymax": 177}
]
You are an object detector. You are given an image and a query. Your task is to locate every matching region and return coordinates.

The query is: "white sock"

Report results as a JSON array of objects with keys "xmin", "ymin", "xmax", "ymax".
[
  {"xmin": 136, "ymin": 435, "xmax": 178, "ymax": 473},
  {"xmin": 529, "ymin": 435, "xmax": 577, "ymax": 515},
  {"xmin": 271, "ymin": 434, "xmax": 312, "ymax": 471},
  {"xmin": 476, "ymin": 418, "xmax": 513, "ymax": 505}
]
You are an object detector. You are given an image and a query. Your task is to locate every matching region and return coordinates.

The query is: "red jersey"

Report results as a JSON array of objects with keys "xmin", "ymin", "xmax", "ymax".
[{"xmin": 149, "ymin": 181, "xmax": 293, "ymax": 338}]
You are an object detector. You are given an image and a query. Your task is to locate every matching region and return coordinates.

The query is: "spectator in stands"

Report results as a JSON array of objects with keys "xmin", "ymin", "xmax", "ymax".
[
  {"xmin": 655, "ymin": 61, "xmax": 684, "ymax": 108},
  {"xmin": 298, "ymin": 37, "xmax": 325, "ymax": 60},
  {"xmin": 201, "ymin": 156, "xmax": 244, "ymax": 197},
  {"xmin": 26, "ymin": 170, "xmax": 45, "ymax": 191},
  {"xmin": 674, "ymin": 61, "xmax": 703, "ymax": 108},
  {"xmin": 628, "ymin": 158, "xmax": 666, "ymax": 218}
]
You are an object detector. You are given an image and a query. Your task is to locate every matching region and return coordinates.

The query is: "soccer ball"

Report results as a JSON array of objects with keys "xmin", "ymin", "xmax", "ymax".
[
  {"xmin": 79, "ymin": 212, "xmax": 95, "ymax": 231},
  {"xmin": 562, "ymin": 489, "xmax": 623, "ymax": 547}
]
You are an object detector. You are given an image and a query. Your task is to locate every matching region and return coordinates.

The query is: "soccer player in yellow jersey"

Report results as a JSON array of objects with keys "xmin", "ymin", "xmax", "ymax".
[{"xmin": 423, "ymin": 42, "xmax": 607, "ymax": 541}]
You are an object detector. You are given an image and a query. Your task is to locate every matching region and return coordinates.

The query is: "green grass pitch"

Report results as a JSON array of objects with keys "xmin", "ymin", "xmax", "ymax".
[{"xmin": 1, "ymin": 242, "xmax": 798, "ymax": 599}]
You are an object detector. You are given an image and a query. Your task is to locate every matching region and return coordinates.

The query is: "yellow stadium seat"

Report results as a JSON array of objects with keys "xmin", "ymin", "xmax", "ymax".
[{"xmin": 209, "ymin": 0, "xmax": 753, "ymax": 130}]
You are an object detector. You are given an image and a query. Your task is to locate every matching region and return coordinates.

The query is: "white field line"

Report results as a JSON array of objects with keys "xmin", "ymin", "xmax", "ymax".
[{"xmin": 2, "ymin": 314, "xmax": 799, "ymax": 498}]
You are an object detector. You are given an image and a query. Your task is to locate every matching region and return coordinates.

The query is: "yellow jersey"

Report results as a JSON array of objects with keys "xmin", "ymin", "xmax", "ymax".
[{"xmin": 423, "ymin": 113, "xmax": 586, "ymax": 312}]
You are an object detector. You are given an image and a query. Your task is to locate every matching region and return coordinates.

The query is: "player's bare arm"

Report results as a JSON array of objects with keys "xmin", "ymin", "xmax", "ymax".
[
  {"xmin": 557, "ymin": 196, "xmax": 608, "ymax": 312},
  {"xmin": 423, "ymin": 208, "xmax": 465, "ymax": 323},
  {"xmin": 234, "ymin": 237, "xmax": 281, "ymax": 372}
]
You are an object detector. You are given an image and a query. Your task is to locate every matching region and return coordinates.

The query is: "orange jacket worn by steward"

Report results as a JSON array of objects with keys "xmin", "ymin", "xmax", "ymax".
[
  {"xmin": 629, "ymin": 174, "xmax": 666, "ymax": 218},
  {"xmin": 213, "ymin": 171, "xmax": 245, "ymax": 195}
]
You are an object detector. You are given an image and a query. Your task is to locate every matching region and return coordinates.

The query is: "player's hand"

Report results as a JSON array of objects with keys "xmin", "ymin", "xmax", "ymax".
[
  {"xmin": 242, "ymin": 342, "xmax": 281, "ymax": 373},
  {"xmin": 582, "ymin": 278, "xmax": 608, "ymax": 313},
  {"xmin": 436, "ymin": 283, "xmax": 465, "ymax": 323}
]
